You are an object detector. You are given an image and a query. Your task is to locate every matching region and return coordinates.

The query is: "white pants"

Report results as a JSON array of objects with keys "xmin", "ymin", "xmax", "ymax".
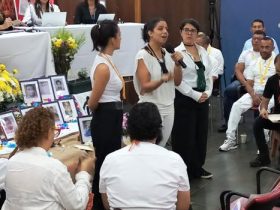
[
  {"xmin": 157, "ymin": 104, "xmax": 174, "ymax": 147},
  {"xmin": 226, "ymin": 93, "xmax": 274, "ymax": 141}
]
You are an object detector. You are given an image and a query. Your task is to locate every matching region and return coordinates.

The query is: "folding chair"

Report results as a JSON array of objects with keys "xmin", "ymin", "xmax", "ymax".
[{"xmin": 220, "ymin": 167, "xmax": 280, "ymax": 210}]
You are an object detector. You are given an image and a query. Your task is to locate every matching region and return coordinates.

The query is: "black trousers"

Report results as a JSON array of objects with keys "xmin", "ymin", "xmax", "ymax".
[
  {"xmin": 254, "ymin": 116, "xmax": 280, "ymax": 159},
  {"xmin": 90, "ymin": 105, "xmax": 123, "ymax": 210},
  {"xmin": 172, "ymin": 90, "xmax": 209, "ymax": 178}
]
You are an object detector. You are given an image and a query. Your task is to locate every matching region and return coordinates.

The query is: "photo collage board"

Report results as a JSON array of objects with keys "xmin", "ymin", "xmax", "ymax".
[{"xmin": 0, "ymin": 75, "xmax": 92, "ymax": 143}]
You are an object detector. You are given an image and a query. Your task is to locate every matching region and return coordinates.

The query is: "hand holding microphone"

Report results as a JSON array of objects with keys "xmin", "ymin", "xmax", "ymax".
[{"xmin": 165, "ymin": 44, "xmax": 187, "ymax": 68}]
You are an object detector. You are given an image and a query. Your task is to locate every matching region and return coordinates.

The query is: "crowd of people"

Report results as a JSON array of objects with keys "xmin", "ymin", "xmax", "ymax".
[{"xmin": 0, "ymin": 1, "xmax": 280, "ymax": 209}]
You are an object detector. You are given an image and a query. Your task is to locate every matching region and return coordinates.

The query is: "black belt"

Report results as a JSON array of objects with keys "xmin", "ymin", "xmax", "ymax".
[{"xmin": 97, "ymin": 101, "xmax": 123, "ymax": 111}]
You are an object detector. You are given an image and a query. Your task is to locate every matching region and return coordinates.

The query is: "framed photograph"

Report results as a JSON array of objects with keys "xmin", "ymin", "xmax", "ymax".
[
  {"xmin": 58, "ymin": 98, "xmax": 78, "ymax": 122},
  {"xmin": 20, "ymin": 80, "xmax": 42, "ymax": 105},
  {"xmin": 50, "ymin": 75, "xmax": 69, "ymax": 99},
  {"xmin": 20, "ymin": 106, "xmax": 34, "ymax": 117},
  {"xmin": 78, "ymin": 115, "xmax": 92, "ymax": 144},
  {"xmin": 42, "ymin": 102, "xmax": 64, "ymax": 124},
  {"xmin": 38, "ymin": 78, "xmax": 55, "ymax": 102},
  {"xmin": 0, "ymin": 111, "xmax": 17, "ymax": 140}
]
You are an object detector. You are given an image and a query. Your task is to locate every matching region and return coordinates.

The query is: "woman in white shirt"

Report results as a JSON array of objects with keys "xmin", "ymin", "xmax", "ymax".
[
  {"xmin": 172, "ymin": 18, "xmax": 213, "ymax": 180},
  {"xmin": 23, "ymin": 0, "xmax": 60, "ymax": 26},
  {"xmin": 133, "ymin": 17, "xmax": 183, "ymax": 147},
  {"xmin": 3, "ymin": 107, "xmax": 94, "ymax": 210},
  {"xmin": 88, "ymin": 19, "xmax": 123, "ymax": 210}
]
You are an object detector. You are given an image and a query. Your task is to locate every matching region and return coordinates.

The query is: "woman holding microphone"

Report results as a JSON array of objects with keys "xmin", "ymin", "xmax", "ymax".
[{"xmin": 133, "ymin": 17, "xmax": 183, "ymax": 147}]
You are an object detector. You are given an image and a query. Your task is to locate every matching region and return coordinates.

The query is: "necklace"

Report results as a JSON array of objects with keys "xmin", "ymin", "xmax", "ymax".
[
  {"xmin": 258, "ymin": 57, "xmax": 273, "ymax": 85},
  {"xmin": 146, "ymin": 44, "xmax": 168, "ymax": 74},
  {"xmin": 100, "ymin": 53, "xmax": 126, "ymax": 99}
]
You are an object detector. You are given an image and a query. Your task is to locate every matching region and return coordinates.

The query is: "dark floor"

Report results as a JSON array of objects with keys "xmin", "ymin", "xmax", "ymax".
[{"xmin": 188, "ymin": 96, "xmax": 279, "ymax": 210}]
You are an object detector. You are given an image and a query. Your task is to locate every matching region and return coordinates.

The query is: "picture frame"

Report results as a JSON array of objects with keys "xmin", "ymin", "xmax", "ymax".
[
  {"xmin": 0, "ymin": 111, "xmax": 17, "ymax": 140},
  {"xmin": 42, "ymin": 102, "xmax": 64, "ymax": 124},
  {"xmin": 58, "ymin": 98, "xmax": 78, "ymax": 122},
  {"xmin": 77, "ymin": 115, "xmax": 92, "ymax": 144},
  {"xmin": 20, "ymin": 80, "xmax": 42, "ymax": 105},
  {"xmin": 20, "ymin": 106, "xmax": 34, "ymax": 117},
  {"xmin": 38, "ymin": 78, "xmax": 55, "ymax": 102},
  {"xmin": 50, "ymin": 75, "xmax": 69, "ymax": 99}
]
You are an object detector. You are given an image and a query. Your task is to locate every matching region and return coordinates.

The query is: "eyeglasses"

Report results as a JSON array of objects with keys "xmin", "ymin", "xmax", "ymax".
[{"xmin": 182, "ymin": 28, "xmax": 197, "ymax": 34}]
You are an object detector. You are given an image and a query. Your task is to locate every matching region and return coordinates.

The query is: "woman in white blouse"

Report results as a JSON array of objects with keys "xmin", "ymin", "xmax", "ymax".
[
  {"xmin": 88, "ymin": 19, "xmax": 123, "ymax": 210},
  {"xmin": 3, "ymin": 107, "xmax": 94, "ymax": 210},
  {"xmin": 133, "ymin": 17, "xmax": 183, "ymax": 147},
  {"xmin": 23, "ymin": 0, "xmax": 60, "ymax": 26},
  {"xmin": 172, "ymin": 18, "xmax": 213, "ymax": 180}
]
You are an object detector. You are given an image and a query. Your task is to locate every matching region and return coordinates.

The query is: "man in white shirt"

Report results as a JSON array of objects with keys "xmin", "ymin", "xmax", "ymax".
[
  {"xmin": 218, "ymin": 30, "xmax": 266, "ymax": 132},
  {"xmin": 100, "ymin": 102, "xmax": 190, "ymax": 210},
  {"xmin": 219, "ymin": 37, "xmax": 275, "ymax": 151},
  {"xmin": 242, "ymin": 19, "xmax": 279, "ymax": 54},
  {"xmin": 196, "ymin": 32, "xmax": 224, "ymax": 80}
]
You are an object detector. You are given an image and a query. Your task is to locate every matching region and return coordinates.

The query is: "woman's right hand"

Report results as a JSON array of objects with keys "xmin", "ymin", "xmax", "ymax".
[
  {"xmin": 161, "ymin": 73, "xmax": 173, "ymax": 83},
  {"xmin": 3, "ymin": 18, "xmax": 13, "ymax": 29},
  {"xmin": 259, "ymin": 108, "xmax": 268, "ymax": 119}
]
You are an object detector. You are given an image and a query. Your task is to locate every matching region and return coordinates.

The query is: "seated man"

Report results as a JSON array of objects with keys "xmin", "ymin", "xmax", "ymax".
[
  {"xmin": 219, "ymin": 37, "xmax": 275, "ymax": 151},
  {"xmin": 250, "ymin": 54, "xmax": 280, "ymax": 167},
  {"xmin": 218, "ymin": 30, "xmax": 266, "ymax": 132},
  {"xmin": 243, "ymin": 19, "xmax": 279, "ymax": 54},
  {"xmin": 99, "ymin": 102, "xmax": 190, "ymax": 210}
]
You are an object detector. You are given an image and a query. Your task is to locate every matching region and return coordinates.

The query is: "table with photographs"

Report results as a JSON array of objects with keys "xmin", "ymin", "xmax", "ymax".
[{"xmin": 0, "ymin": 31, "xmax": 56, "ymax": 81}]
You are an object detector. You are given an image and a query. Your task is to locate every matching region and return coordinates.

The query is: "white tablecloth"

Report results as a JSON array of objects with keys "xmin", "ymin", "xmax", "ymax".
[
  {"xmin": 0, "ymin": 31, "xmax": 55, "ymax": 80},
  {"xmin": 36, "ymin": 23, "xmax": 144, "ymax": 78}
]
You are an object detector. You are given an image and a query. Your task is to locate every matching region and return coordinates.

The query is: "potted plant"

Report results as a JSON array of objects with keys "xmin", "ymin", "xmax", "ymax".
[{"xmin": 51, "ymin": 29, "xmax": 85, "ymax": 79}]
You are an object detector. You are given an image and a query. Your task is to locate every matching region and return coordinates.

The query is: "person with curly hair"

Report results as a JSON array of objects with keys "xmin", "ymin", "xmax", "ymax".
[
  {"xmin": 2, "ymin": 107, "xmax": 94, "ymax": 210},
  {"xmin": 22, "ymin": 0, "xmax": 60, "ymax": 26},
  {"xmin": 99, "ymin": 102, "xmax": 190, "ymax": 210}
]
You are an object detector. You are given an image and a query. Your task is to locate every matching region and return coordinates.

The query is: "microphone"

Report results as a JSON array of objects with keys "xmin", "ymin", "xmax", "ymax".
[{"xmin": 165, "ymin": 44, "xmax": 187, "ymax": 68}]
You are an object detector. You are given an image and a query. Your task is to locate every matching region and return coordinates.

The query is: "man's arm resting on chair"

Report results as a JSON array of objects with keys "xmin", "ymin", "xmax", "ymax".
[
  {"xmin": 176, "ymin": 190, "xmax": 190, "ymax": 210},
  {"xmin": 260, "ymin": 97, "xmax": 270, "ymax": 119}
]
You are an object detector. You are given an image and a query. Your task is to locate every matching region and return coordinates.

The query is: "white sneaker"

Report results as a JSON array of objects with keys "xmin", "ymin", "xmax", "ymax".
[{"xmin": 219, "ymin": 139, "xmax": 238, "ymax": 152}]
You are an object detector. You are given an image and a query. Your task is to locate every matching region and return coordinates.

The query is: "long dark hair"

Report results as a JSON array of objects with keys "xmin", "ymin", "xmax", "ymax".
[
  {"xmin": 34, "ymin": 0, "xmax": 54, "ymax": 19},
  {"xmin": 91, "ymin": 19, "xmax": 119, "ymax": 51}
]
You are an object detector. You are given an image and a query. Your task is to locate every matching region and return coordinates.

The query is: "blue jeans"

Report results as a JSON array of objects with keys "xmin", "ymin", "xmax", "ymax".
[{"xmin": 223, "ymin": 80, "xmax": 241, "ymax": 123}]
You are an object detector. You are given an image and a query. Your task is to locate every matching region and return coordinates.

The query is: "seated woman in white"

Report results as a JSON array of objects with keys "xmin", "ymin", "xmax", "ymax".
[
  {"xmin": 22, "ymin": 0, "xmax": 60, "ymax": 26},
  {"xmin": 2, "ymin": 107, "xmax": 94, "ymax": 210}
]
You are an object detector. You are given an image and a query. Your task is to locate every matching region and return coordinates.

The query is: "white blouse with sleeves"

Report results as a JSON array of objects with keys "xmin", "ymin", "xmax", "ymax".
[
  {"xmin": 22, "ymin": 4, "xmax": 60, "ymax": 26},
  {"xmin": 175, "ymin": 43, "xmax": 213, "ymax": 102}
]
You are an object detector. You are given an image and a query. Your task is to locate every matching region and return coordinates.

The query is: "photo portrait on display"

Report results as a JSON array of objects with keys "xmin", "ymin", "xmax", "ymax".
[
  {"xmin": 50, "ymin": 75, "xmax": 69, "ymax": 99},
  {"xmin": 42, "ymin": 102, "xmax": 64, "ymax": 124},
  {"xmin": 38, "ymin": 78, "xmax": 55, "ymax": 101},
  {"xmin": 20, "ymin": 80, "xmax": 42, "ymax": 104},
  {"xmin": 78, "ymin": 115, "xmax": 92, "ymax": 144},
  {"xmin": 0, "ymin": 111, "xmax": 17, "ymax": 140},
  {"xmin": 58, "ymin": 98, "xmax": 78, "ymax": 122}
]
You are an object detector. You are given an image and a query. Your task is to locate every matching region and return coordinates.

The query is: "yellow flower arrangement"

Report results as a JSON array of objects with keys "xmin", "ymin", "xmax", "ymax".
[
  {"xmin": 0, "ymin": 64, "xmax": 23, "ymax": 112},
  {"xmin": 51, "ymin": 29, "xmax": 85, "ymax": 78}
]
